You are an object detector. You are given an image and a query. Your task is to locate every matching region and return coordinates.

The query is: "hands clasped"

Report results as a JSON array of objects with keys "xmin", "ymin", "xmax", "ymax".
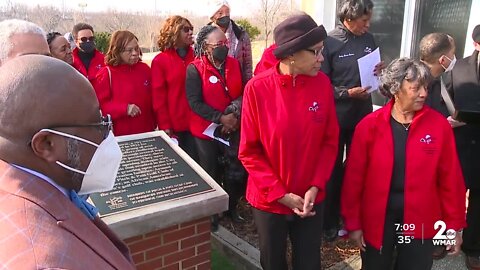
[{"xmin": 278, "ymin": 186, "xmax": 318, "ymax": 218}]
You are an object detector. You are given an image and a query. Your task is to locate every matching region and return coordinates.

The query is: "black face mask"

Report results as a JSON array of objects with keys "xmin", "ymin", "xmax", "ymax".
[
  {"xmin": 216, "ymin": 16, "xmax": 230, "ymax": 28},
  {"xmin": 212, "ymin": 45, "xmax": 229, "ymax": 63},
  {"xmin": 79, "ymin": 42, "xmax": 95, "ymax": 54}
]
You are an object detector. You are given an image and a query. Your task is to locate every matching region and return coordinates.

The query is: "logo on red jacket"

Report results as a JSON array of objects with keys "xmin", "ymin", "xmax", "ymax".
[
  {"xmin": 96, "ymin": 64, "xmax": 102, "ymax": 70},
  {"xmin": 309, "ymin": 101, "xmax": 319, "ymax": 112},
  {"xmin": 420, "ymin": 134, "xmax": 432, "ymax": 144},
  {"xmin": 420, "ymin": 134, "xmax": 437, "ymax": 155},
  {"xmin": 144, "ymin": 79, "xmax": 150, "ymax": 87},
  {"xmin": 309, "ymin": 101, "xmax": 324, "ymax": 123}
]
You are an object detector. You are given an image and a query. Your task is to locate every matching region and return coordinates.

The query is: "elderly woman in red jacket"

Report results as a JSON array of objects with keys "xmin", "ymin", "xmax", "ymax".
[
  {"xmin": 93, "ymin": 30, "xmax": 156, "ymax": 136},
  {"xmin": 186, "ymin": 25, "xmax": 245, "ymax": 226},
  {"xmin": 151, "ymin": 15, "xmax": 197, "ymax": 159},
  {"xmin": 341, "ymin": 58, "xmax": 466, "ymax": 270},
  {"xmin": 238, "ymin": 14, "xmax": 339, "ymax": 270}
]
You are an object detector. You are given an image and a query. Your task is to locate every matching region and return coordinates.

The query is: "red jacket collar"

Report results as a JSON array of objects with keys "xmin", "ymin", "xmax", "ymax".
[
  {"xmin": 164, "ymin": 46, "xmax": 194, "ymax": 60},
  {"xmin": 380, "ymin": 99, "xmax": 428, "ymax": 123},
  {"xmin": 271, "ymin": 62, "xmax": 319, "ymax": 88}
]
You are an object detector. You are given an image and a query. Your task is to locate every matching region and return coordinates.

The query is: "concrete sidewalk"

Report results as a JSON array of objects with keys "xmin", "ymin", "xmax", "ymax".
[
  {"xmin": 212, "ymin": 223, "xmax": 469, "ymax": 270},
  {"xmin": 328, "ymin": 253, "xmax": 468, "ymax": 270},
  {"xmin": 432, "ymin": 253, "xmax": 467, "ymax": 270}
]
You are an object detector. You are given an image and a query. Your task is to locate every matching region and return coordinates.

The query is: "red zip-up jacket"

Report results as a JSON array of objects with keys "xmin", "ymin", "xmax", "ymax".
[
  {"xmin": 253, "ymin": 44, "xmax": 277, "ymax": 76},
  {"xmin": 189, "ymin": 56, "xmax": 243, "ymax": 139},
  {"xmin": 72, "ymin": 48, "xmax": 105, "ymax": 82},
  {"xmin": 239, "ymin": 66, "xmax": 339, "ymax": 214},
  {"xmin": 151, "ymin": 47, "xmax": 194, "ymax": 132},
  {"xmin": 341, "ymin": 100, "xmax": 466, "ymax": 250},
  {"xmin": 92, "ymin": 62, "xmax": 156, "ymax": 136}
]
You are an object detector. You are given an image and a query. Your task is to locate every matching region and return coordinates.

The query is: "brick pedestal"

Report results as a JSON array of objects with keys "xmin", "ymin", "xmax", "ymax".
[
  {"xmin": 124, "ymin": 217, "xmax": 211, "ymax": 270},
  {"xmin": 100, "ymin": 132, "xmax": 227, "ymax": 270}
]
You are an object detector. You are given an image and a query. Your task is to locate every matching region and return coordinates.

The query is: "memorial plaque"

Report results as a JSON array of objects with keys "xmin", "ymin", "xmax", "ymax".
[{"xmin": 90, "ymin": 133, "xmax": 215, "ymax": 216}]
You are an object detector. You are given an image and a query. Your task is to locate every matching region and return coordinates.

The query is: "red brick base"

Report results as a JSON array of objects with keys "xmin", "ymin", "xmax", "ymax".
[{"xmin": 125, "ymin": 217, "xmax": 211, "ymax": 270}]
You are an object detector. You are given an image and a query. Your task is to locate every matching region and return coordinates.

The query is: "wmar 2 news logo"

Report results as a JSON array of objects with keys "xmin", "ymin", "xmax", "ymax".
[{"xmin": 432, "ymin": 220, "xmax": 457, "ymax": 246}]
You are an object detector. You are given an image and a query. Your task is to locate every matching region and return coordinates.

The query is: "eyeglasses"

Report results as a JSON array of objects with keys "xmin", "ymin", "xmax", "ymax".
[
  {"xmin": 77, "ymin": 36, "xmax": 95, "ymax": 42},
  {"xmin": 304, "ymin": 47, "xmax": 324, "ymax": 57},
  {"xmin": 182, "ymin": 26, "xmax": 194, "ymax": 33},
  {"xmin": 122, "ymin": 47, "xmax": 140, "ymax": 54},
  {"xmin": 205, "ymin": 40, "xmax": 229, "ymax": 47},
  {"xmin": 47, "ymin": 114, "xmax": 113, "ymax": 140}
]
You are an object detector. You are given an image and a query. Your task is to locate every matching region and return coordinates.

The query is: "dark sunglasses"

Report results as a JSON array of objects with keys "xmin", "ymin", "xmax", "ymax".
[
  {"xmin": 182, "ymin": 26, "xmax": 194, "ymax": 33},
  {"xmin": 78, "ymin": 36, "xmax": 95, "ymax": 42}
]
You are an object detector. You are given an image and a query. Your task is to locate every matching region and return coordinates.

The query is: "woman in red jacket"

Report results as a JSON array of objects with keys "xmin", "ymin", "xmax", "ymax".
[
  {"xmin": 238, "ymin": 14, "xmax": 339, "ymax": 270},
  {"xmin": 151, "ymin": 16, "xmax": 197, "ymax": 159},
  {"xmin": 341, "ymin": 58, "xmax": 466, "ymax": 270},
  {"xmin": 93, "ymin": 30, "xmax": 156, "ymax": 136},
  {"xmin": 186, "ymin": 25, "xmax": 246, "ymax": 227},
  {"xmin": 253, "ymin": 43, "xmax": 277, "ymax": 76}
]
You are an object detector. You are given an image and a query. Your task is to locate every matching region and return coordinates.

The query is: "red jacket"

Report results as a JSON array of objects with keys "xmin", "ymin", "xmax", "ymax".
[
  {"xmin": 151, "ymin": 47, "xmax": 194, "ymax": 132},
  {"xmin": 189, "ymin": 56, "xmax": 243, "ymax": 139},
  {"xmin": 341, "ymin": 100, "xmax": 466, "ymax": 249},
  {"xmin": 239, "ymin": 67, "xmax": 339, "ymax": 214},
  {"xmin": 92, "ymin": 62, "xmax": 156, "ymax": 136},
  {"xmin": 72, "ymin": 48, "xmax": 105, "ymax": 82},
  {"xmin": 253, "ymin": 44, "xmax": 277, "ymax": 76}
]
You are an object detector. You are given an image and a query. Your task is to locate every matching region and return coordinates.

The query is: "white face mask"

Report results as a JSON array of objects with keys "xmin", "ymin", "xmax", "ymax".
[
  {"xmin": 441, "ymin": 55, "xmax": 456, "ymax": 72},
  {"xmin": 40, "ymin": 129, "xmax": 123, "ymax": 195}
]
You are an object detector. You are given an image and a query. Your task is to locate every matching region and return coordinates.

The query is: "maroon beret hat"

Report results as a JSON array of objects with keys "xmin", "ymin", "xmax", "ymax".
[{"xmin": 273, "ymin": 14, "xmax": 327, "ymax": 59}]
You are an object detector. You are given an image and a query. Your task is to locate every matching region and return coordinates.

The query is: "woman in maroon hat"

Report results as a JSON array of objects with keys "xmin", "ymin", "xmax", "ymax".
[{"xmin": 238, "ymin": 13, "xmax": 339, "ymax": 270}]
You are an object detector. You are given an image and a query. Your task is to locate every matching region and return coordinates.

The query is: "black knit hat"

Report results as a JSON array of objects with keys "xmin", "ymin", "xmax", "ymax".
[
  {"xmin": 273, "ymin": 14, "xmax": 327, "ymax": 59},
  {"xmin": 472, "ymin": 24, "xmax": 480, "ymax": 43}
]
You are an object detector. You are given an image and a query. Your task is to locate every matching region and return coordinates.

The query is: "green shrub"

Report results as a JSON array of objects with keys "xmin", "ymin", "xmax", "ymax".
[
  {"xmin": 95, "ymin": 32, "xmax": 111, "ymax": 54},
  {"xmin": 236, "ymin": 19, "xmax": 260, "ymax": 40}
]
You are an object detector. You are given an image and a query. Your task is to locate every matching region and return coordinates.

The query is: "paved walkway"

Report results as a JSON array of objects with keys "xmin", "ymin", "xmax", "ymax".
[
  {"xmin": 432, "ymin": 253, "xmax": 467, "ymax": 270},
  {"xmin": 328, "ymin": 252, "xmax": 468, "ymax": 270}
]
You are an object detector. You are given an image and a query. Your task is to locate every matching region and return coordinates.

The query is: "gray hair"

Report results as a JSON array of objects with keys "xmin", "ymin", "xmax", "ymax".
[
  {"xmin": 337, "ymin": 0, "xmax": 374, "ymax": 22},
  {"xmin": 379, "ymin": 57, "xmax": 432, "ymax": 99},
  {"xmin": 0, "ymin": 19, "xmax": 46, "ymax": 64}
]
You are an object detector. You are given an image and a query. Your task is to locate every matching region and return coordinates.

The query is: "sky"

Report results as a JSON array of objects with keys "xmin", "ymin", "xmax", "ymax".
[{"xmin": 0, "ymin": 0, "xmax": 263, "ymax": 16}]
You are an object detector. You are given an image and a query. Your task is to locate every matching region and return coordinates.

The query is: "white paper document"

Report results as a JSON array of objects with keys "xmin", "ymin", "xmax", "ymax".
[
  {"xmin": 357, "ymin": 47, "xmax": 381, "ymax": 93},
  {"xmin": 202, "ymin": 123, "xmax": 230, "ymax": 146}
]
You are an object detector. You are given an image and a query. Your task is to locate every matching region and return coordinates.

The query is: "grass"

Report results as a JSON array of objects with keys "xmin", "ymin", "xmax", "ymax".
[{"xmin": 211, "ymin": 247, "xmax": 236, "ymax": 270}]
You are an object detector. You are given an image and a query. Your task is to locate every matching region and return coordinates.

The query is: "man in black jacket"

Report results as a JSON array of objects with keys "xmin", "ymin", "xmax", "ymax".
[
  {"xmin": 448, "ymin": 24, "xmax": 480, "ymax": 270},
  {"xmin": 420, "ymin": 33, "xmax": 456, "ymax": 118},
  {"xmin": 419, "ymin": 32, "xmax": 464, "ymax": 260}
]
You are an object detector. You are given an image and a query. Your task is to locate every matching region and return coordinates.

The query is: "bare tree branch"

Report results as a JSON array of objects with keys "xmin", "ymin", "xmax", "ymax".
[{"xmin": 256, "ymin": 0, "xmax": 296, "ymax": 48}]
